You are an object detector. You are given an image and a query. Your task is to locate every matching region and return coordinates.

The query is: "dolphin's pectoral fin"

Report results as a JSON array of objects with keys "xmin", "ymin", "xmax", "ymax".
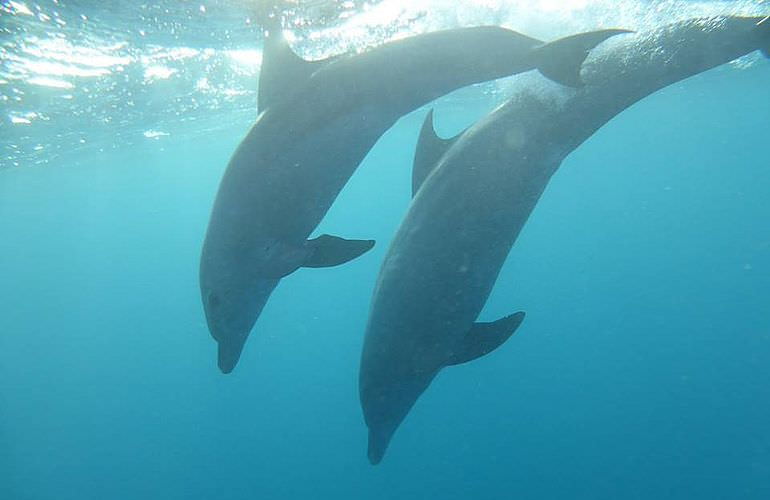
[
  {"xmin": 259, "ymin": 241, "xmax": 312, "ymax": 279},
  {"xmin": 302, "ymin": 234, "xmax": 375, "ymax": 268},
  {"xmin": 259, "ymin": 235, "xmax": 373, "ymax": 278},
  {"xmin": 533, "ymin": 29, "xmax": 633, "ymax": 87},
  {"xmin": 445, "ymin": 311, "xmax": 526, "ymax": 366},
  {"xmin": 412, "ymin": 110, "xmax": 464, "ymax": 196},
  {"xmin": 258, "ymin": 29, "xmax": 335, "ymax": 112}
]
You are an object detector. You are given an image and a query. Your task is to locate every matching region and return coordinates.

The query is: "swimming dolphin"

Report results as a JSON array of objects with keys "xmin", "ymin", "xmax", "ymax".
[
  {"xmin": 359, "ymin": 16, "xmax": 770, "ymax": 464},
  {"xmin": 200, "ymin": 25, "xmax": 626, "ymax": 373}
]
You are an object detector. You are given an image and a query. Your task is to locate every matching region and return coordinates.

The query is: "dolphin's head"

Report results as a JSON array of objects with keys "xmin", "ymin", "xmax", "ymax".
[
  {"xmin": 367, "ymin": 420, "xmax": 398, "ymax": 465},
  {"xmin": 360, "ymin": 366, "xmax": 437, "ymax": 465},
  {"xmin": 200, "ymin": 246, "xmax": 278, "ymax": 374}
]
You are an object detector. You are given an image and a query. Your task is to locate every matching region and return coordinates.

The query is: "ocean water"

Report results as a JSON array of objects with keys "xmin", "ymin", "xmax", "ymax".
[{"xmin": 1, "ymin": 1, "xmax": 769, "ymax": 499}]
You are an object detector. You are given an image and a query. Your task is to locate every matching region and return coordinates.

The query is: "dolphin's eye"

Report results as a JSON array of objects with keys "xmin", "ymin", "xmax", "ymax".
[{"xmin": 209, "ymin": 293, "xmax": 221, "ymax": 309}]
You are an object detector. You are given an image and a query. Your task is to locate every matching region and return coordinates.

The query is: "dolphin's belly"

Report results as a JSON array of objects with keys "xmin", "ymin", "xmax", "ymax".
[
  {"xmin": 363, "ymin": 205, "xmax": 511, "ymax": 372},
  {"xmin": 358, "ymin": 186, "xmax": 513, "ymax": 432},
  {"xmin": 361, "ymin": 122, "xmax": 556, "ymax": 389}
]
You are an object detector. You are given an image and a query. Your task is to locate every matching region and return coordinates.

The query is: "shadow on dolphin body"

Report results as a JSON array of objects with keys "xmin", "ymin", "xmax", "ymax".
[
  {"xmin": 360, "ymin": 15, "xmax": 770, "ymax": 464},
  {"xmin": 200, "ymin": 21, "xmax": 626, "ymax": 373}
]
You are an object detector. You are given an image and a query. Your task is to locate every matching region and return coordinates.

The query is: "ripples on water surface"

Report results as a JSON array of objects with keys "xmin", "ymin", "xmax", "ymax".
[{"xmin": 0, "ymin": 0, "xmax": 768, "ymax": 168}]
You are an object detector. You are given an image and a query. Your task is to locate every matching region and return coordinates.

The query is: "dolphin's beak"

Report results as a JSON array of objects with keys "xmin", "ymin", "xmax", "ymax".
[
  {"xmin": 367, "ymin": 426, "xmax": 395, "ymax": 465},
  {"xmin": 217, "ymin": 338, "xmax": 246, "ymax": 374}
]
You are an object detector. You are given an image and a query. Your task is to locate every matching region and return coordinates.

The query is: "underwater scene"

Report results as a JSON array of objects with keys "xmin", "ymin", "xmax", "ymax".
[{"xmin": 2, "ymin": 1, "xmax": 769, "ymax": 498}]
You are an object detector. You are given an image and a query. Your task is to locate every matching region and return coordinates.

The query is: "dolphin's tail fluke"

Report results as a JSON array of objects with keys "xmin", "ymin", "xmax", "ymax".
[
  {"xmin": 217, "ymin": 338, "xmax": 246, "ymax": 374},
  {"xmin": 533, "ymin": 29, "xmax": 632, "ymax": 87}
]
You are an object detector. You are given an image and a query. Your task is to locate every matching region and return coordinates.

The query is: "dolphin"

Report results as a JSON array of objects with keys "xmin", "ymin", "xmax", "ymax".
[
  {"xmin": 200, "ymin": 24, "xmax": 627, "ymax": 373},
  {"xmin": 359, "ymin": 16, "xmax": 770, "ymax": 464}
]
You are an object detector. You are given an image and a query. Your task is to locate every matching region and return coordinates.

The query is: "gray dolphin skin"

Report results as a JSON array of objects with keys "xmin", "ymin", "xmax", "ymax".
[
  {"xmin": 199, "ymin": 24, "xmax": 625, "ymax": 374},
  {"xmin": 360, "ymin": 16, "xmax": 770, "ymax": 464}
]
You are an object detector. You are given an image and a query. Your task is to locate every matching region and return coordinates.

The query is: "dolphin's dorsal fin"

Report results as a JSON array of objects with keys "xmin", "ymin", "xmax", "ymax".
[
  {"xmin": 412, "ymin": 110, "xmax": 463, "ymax": 196},
  {"xmin": 533, "ymin": 29, "xmax": 632, "ymax": 87},
  {"xmin": 302, "ymin": 234, "xmax": 375, "ymax": 268},
  {"xmin": 444, "ymin": 311, "xmax": 525, "ymax": 366},
  {"xmin": 258, "ymin": 29, "xmax": 333, "ymax": 112}
]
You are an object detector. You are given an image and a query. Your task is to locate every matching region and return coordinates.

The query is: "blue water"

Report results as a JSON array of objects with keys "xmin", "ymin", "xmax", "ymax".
[{"xmin": 2, "ymin": 2, "xmax": 770, "ymax": 499}]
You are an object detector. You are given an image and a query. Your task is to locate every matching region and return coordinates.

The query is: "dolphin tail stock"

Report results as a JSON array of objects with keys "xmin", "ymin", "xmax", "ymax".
[
  {"xmin": 532, "ymin": 28, "xmax": 633, "ymax": 87},
  {"xmin": 412, "ymin": 110, "xmax": 465, "ymax": 196},
  {"xmin": 444, "ymin": 311, "xmax": 526, "ymax": 367}
]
